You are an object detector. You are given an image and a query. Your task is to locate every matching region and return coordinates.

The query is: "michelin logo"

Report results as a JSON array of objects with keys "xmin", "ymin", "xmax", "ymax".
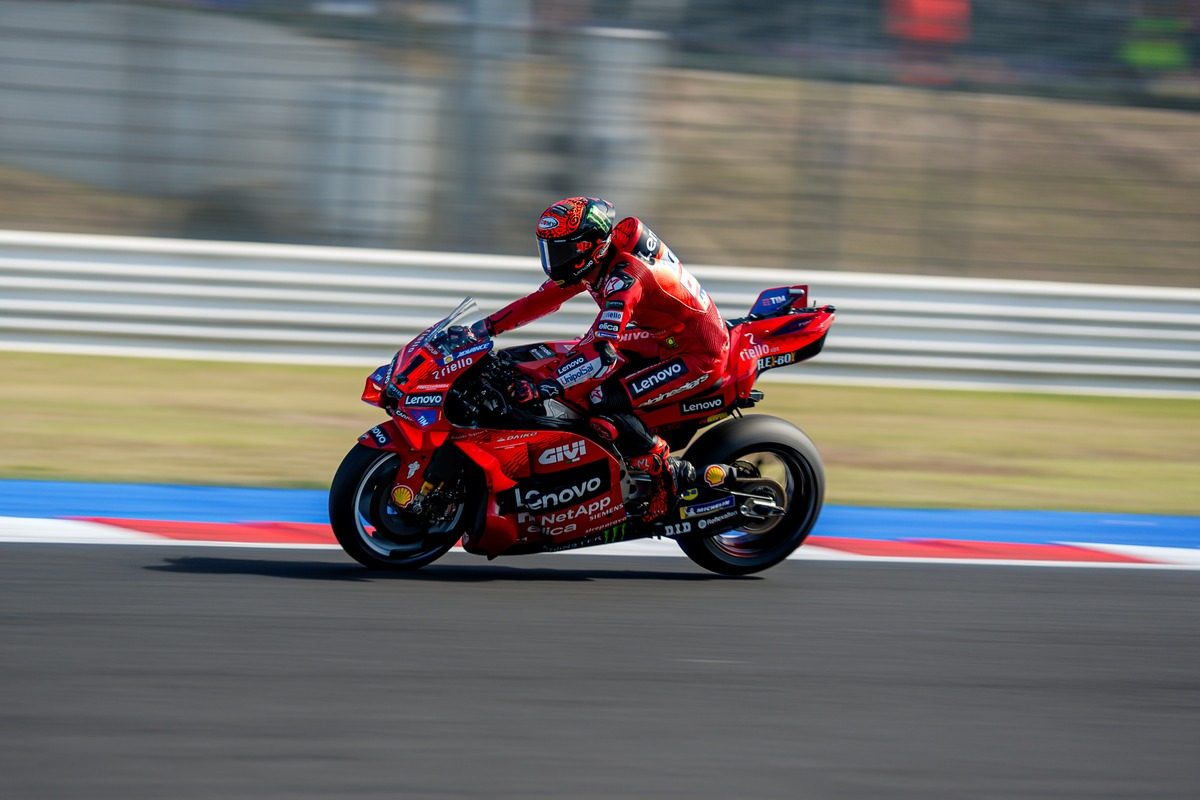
[{"xmin": 681, "ymin": 496, "xmax": 736, "ymax": 518}]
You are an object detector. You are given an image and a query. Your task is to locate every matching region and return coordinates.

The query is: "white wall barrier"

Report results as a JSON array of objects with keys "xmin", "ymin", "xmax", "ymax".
[{"xmin": 1, "ymin": 230, "xmax": 1197, "ymax": 397}]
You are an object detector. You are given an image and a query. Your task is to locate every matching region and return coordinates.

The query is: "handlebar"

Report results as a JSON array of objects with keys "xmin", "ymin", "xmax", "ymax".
[{"xmin": 455, "ymin": 349, "xmax": 576, "ymax": 432}]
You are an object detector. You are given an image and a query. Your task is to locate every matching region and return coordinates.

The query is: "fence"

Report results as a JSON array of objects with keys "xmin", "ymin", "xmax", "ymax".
[
  {"xmin": 2, "ymin": 229, "xmax": 1197, "ymax": 397},
  {"xmin": 1, "ymin": 1, "xmax": 1197, "ymax": 287}
]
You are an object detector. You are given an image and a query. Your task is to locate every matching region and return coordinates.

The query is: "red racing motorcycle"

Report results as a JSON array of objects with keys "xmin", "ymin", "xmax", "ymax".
[{"xmin": 330, "ymin": 287, "xmax": 835, "ymax": 575}]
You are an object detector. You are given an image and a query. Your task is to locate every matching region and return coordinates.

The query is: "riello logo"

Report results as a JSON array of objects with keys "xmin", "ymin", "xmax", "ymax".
[{"xmin": 538, "ymin": 441, "xmax": 587, "ymax": 465}]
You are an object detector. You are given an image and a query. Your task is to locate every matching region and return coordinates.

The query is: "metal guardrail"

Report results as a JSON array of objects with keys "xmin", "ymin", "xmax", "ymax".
[{"xmin": 1, "ymin": 230, "xmax": 1197, "ymax": 397}]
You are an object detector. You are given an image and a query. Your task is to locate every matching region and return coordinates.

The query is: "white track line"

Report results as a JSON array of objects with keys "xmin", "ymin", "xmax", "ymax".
[
  {"xmin": 2, "ymin": 517, "xmax": 1198, "ymax": 570},
  {"xmin": 0, "ymin": 516, "xmax": 163, "ymax": 544}
]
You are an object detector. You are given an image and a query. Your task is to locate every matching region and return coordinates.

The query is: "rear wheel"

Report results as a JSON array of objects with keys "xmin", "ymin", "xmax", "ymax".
[
  {"xmin": 678, "ymin": 415, "xmax": 824, "ymax": 576},
  {"xmin": 328, "ymin": 443, "xmax": 468, "ymax": 570}
]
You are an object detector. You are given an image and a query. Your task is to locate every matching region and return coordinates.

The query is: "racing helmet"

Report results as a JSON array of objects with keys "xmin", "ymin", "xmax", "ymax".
[{"xmin": 534, "ymin": 196, "xmax": 616, "ymax": 285}]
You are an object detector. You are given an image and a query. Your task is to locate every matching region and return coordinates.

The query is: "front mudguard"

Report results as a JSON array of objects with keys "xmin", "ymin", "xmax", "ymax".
[
  {"xmin": 357, "ymin": 419, "xmax": 448, "ymax": 453},
  {"xmin": 355, "ymin": 421, "xmax": 510, "ymax": 556}
]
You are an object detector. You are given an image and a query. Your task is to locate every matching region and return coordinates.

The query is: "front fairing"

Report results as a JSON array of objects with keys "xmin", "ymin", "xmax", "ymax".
[{"xmin": 361, "ymin": 298, "xmax": 494, "ymax": 433}]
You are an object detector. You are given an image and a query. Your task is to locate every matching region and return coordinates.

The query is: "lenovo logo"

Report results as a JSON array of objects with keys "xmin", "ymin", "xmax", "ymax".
[
  {"xmin": 516, "ymin": 477, "xmax": 603, "ymax": 511},
  {"xmin": 680, "ymin": 396, "xmax": 723, "ymax": 415},
  {"xmin": 629, "ymin": 359, "xmax": 686, "ymax": 398}
]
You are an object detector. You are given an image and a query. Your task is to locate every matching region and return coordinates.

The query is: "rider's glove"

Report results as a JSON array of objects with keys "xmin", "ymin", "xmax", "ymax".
[
  {"xmin": 509, "ymin": 379, "xmax": 538, "ymax": 405},
  {"xmin": 447, "ymin": 320, "xmax": 492, "ymax": 347},
  {"xmin": 446, "ymin": 325, "xmax": 473, "ymax": 348},
  {"xmin": 508, "ymin": 378, "xmax": 563, "ymax": 406},
  {"xmin": 536, "ymin": 379, "xmax": 563, "ymax": 400}
]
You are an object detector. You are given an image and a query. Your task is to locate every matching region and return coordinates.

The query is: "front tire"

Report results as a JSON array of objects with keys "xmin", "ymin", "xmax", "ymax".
[
  {"xmin": 329, "ymin": 443, "xmax": 465, "ymax": 570},
  {"xmin": 678, "ymin": 415, "xmax": 825, "ymax": 576}
]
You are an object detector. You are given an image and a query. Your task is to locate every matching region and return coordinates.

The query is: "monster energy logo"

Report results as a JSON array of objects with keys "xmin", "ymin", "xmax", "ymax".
[
  {"xmin": 586, "ymin": 205, "xmax": 613, "ymax": 233},
  {"xmin": 600, "ymin": 522, "xmax": 627, "ymax": 544},
  {"xmin": 543, "ymin": 521, "xmax": 629, "ymax": 553}
]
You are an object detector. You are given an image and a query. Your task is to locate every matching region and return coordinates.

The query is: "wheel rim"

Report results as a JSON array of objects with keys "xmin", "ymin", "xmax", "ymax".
[
  {"xmin": 353, "ymin": 452, "xmax": 460, "ymax": 563},
  {"xmin": 706, "ymin": 447, "xmax": 820, "ymax": 561}
]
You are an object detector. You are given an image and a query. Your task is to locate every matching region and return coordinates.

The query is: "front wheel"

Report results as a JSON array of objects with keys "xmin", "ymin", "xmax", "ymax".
[
  {"xmin": 678, "ymin": 415, "xmax": 825, "ymax": 576},
  {"xmin": 328, "ymin": 443, "xmax": 467, "ymax": 570}
]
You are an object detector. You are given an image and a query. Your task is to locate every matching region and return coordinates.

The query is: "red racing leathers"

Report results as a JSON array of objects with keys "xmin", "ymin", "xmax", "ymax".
[{"xmin": 485, "ymin": 217, "xmax": 729, "ymax": 412}]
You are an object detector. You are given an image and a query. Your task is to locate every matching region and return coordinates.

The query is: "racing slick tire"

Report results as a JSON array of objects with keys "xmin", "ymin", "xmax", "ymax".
[
  {"xmin": 329, "ymin": 443, "xmax": 474, "ymax": 570},
  {"xmin": 678, "ymin": 415, "xmax": 825, "ymax": 576}
]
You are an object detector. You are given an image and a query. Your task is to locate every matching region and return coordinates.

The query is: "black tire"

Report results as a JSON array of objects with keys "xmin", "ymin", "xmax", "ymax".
[
  {"xmin": 328, "ymin": 443, "xmax": 468, "ymax": 570},
  {"xmin": 677, "ymin": 415, "xmax": 825, "ymax": 576}
]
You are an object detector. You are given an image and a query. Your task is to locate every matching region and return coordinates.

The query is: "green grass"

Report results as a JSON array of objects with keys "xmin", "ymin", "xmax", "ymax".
[
  {"xmin": 756, "ymin": 383, "xmax": 1200, "ymax": 514},
  {"xmin": 654, "ymin": 72, "xmax": 1200, "ymax": 286},
  {"xmin": 2, "ymin": 351, "xmax": 1197, "ymax": 514}
]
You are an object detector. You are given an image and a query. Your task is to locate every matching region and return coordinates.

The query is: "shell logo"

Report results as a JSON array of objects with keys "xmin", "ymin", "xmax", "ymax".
[
  {"xmin": 703, "ymin": 465, "xmax": 727, "ymax": 488},
  {"xmin": 392, "ymin": 485, "xmax": 414, "ymax": 508}
]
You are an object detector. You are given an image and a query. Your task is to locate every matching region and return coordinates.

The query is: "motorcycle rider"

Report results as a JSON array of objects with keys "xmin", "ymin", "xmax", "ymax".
[{"xmin": 470, "ymin": 196, "xmax": 729, "ymax": 522}]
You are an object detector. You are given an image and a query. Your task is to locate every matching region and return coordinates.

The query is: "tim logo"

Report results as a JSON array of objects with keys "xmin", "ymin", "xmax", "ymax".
[{"xmin": 538, "ymin": 441, "xmax": 587, "ymax": 466}]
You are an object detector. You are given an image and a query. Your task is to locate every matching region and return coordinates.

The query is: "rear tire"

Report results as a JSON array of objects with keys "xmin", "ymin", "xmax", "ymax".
[
  {"xmin": 678, "ymin": 415, "xmax": 824, "ymax": 576},
  {"xmin": 329, "ymin": 443, "xmax": 467, "ymax": 570}
]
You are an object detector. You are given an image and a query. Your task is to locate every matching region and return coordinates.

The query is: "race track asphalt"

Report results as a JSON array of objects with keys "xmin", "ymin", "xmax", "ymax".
[{"xmin": 1, "ymin": 545, "xmax": 1197, "ymax": 800}]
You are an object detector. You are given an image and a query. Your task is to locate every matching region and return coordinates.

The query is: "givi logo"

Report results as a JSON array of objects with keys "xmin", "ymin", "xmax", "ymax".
[{"xmin": 538, "ymin": 441, "xmax": 587, "ymax": 466}]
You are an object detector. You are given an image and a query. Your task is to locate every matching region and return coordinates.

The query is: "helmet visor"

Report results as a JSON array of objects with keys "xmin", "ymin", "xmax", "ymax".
[{"xmin": 537, "ymin": 237, "xmax": 587, "ymax": 283}]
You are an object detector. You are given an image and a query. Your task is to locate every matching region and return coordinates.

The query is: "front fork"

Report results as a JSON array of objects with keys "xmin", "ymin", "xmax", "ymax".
[
  {"xmin": 357, "ymin": 420, "xmax": 458, "ymax": 522},
  {"xmin": 405, "ymin": 444, "xmax": 469, "ymax": 518}
]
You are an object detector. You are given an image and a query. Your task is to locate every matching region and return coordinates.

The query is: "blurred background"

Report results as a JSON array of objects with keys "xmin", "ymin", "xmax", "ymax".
[{"xmin": 1, "ymin": 0, "xmax": 1197, "ymax": 286}]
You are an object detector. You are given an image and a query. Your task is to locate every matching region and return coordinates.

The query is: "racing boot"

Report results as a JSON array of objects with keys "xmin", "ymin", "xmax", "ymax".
[
  {"xmin": 669, "ymin": 457, "xmax": 697, "ymax": 495},
  {"xmin": 630, "ymin": 437, "xmax": 694, "ymax": 523}
]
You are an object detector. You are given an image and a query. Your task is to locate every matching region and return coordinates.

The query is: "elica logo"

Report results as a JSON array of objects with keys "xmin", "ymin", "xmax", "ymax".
[
  {"xmin": 516, "ymin": 477, "xmax": 603, "ymax": 511},
  {"xmin": 630, "ymin": 359, "xmax": 685, "ymax": 397},
  {"xmin": 405, "ymin": 393, "xmax": 442, "ymax": 407},
  {"xmin": 681, "ymin": 396, "xmax": 722, "ymax": 415},
  {"xmin": 538, "ymin": 441, "xmax": 587, "ymax": 466}
]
